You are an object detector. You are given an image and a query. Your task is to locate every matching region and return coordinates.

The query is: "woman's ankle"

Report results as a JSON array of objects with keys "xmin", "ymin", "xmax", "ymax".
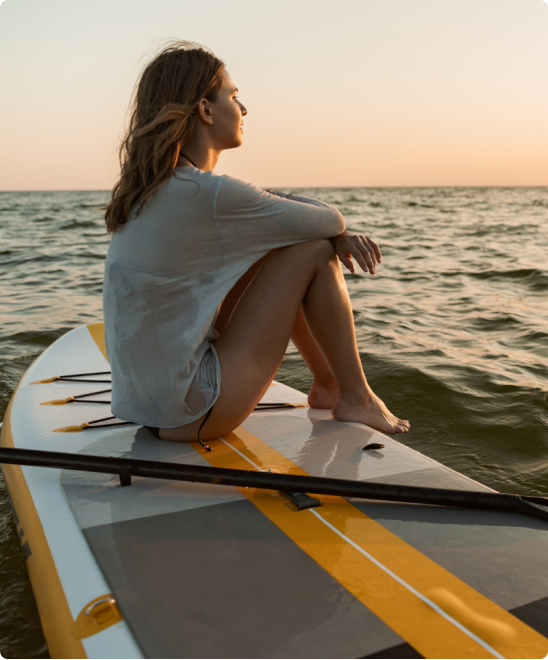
[
  {"xmin": 308, "ymin": 377, "xmax": 338, "ymax": 409},
  {"xmin": 336, "ymin": 384, "xmax": 373, "ymax": 407},
  {"xmin": 312, "ymin": 372, "xmax": 337, "ymax": 389}
]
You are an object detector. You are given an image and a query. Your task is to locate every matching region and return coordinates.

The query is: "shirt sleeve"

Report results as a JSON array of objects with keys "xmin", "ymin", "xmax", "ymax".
[
  {"xmin": 214, "ymin": 175, "xmax": 345, "ymax": 257},
  {"xmin": 266, "ymin": 188, "xmax": 333, "ymax": 209}
]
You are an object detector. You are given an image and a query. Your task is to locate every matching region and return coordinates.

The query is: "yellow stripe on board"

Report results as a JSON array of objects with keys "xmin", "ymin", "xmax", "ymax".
[
  {"xmin": 0, "ymin": 381, "xmax": 88, "ymax": 659},
  {"xmin": 87, "ymin": 322, "xmax": 108, "ymax": 362},
  {"xmin": 197, "ymin": 428, "xmax": 548, "ymax": 660}
]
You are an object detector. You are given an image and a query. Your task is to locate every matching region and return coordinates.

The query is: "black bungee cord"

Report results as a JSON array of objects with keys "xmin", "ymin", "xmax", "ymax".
[{"xmin": 36, "ymin": 371, "xmax": 303, "ymax": 451}]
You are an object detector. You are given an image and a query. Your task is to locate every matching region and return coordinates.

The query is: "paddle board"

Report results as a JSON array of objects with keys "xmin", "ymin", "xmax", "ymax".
[{"xmin": 1, "ymin": 323, "xmax": 548, "ymax": 658}]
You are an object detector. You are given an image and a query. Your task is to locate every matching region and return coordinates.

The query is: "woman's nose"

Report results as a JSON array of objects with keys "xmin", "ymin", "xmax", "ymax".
[{"xmin": 240, "ymin": 102, "xmax": 247, "ymax": 116}]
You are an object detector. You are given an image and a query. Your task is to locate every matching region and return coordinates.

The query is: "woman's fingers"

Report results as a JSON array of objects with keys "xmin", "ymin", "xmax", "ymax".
[
  {"xmin": 337, "ymin": 249, "xmax": 355, "ymax": 273},
  {"xmin": 334, "ymin": 233, "xmax": 381, "ymax": 275},
  {"xmin": 354, "ymin": 237, "xmax": 378, "ymax": 274},
  {"xmin": 366, "ymin": 237, "xmax": 382, "ymax": 263},
  {"xmin": 359, "ymin": 236, "xmax": 378, "ymax": 268},
  {"xmin": 350, "ymin": 238, "xmax": 375, "ymax": 274}
]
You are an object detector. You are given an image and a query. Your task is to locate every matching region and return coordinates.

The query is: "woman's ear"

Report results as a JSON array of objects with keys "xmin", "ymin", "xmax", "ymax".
[{"xmin": 196, "ymin": 98, "xmax": 214, "ymax": 126}]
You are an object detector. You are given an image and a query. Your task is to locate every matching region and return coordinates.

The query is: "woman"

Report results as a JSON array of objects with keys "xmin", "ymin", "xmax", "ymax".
[{"xmin": 103, "ymin": 41, "xmax": 410, "ymax": 446}]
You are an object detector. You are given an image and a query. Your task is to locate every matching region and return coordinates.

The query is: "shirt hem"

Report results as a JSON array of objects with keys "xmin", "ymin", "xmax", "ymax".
[
  {"xmin": 111, "ymin": 391, "xmax": 220, "ymax": 429},
  {"xmin": 111, "ymin": 344, "xmax": 222, "ymax": 429}
]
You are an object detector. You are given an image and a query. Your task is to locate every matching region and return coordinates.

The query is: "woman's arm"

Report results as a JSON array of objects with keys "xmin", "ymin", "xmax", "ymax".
[
  {"xmin": 265, "ymin": 188, "xmax": 333, "ymax": 209},
  {"xmin": 265, "ymin": 188, "xmax": 381, "ymax": 275},
  {"xmin": 216, "ymin": 176, "xmax": 345, "ymax": 254}
]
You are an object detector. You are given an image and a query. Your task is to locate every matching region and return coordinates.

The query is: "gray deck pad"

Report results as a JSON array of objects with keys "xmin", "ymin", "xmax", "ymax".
[{"xmin": 82, "ymin": 500, "xmax": 406, "ymax": 659}]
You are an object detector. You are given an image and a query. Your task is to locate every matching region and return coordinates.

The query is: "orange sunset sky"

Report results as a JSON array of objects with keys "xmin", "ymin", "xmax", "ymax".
[{"xmin": 0, "ymin": 0, "xmax": 547, "ymax": 190}]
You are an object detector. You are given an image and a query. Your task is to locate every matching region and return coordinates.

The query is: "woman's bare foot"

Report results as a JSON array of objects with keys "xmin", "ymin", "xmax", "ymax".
[
  {"xmin": 308, "ymin": 377, "xmax": 338, "ymax": 409},
  {"xmin": 333, "ymin": 391, "xmax": 410, "ymax": 434}
]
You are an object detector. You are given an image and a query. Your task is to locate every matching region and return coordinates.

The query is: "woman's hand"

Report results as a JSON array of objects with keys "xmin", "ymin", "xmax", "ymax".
[{"xmin": 330, "ymin": 230, "xmax": 382, "ymax": 274}]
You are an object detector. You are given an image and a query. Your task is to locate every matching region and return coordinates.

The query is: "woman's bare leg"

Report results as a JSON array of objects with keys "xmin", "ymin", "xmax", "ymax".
[
  {"xmin": 216, "ymin": 255, "xmax": 338, "ymax": 408},
  {"xmin": 159, "ymin": 239, "xmax": 409, "ymax": 441},
  {"xmin": 291, "ymin": 308, "xmax": 338, "ymax": 409}
]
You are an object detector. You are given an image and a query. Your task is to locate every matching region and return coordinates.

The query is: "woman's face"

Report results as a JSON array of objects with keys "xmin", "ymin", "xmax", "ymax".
[{"xmin": 208, "ymin": 68, "xmax": 247, "ymax": 150}]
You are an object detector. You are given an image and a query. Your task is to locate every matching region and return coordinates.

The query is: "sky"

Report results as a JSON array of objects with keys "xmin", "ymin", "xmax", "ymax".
[{"xmin": 0, "ymin": 0, "xmax": 547, "ymax": 190}]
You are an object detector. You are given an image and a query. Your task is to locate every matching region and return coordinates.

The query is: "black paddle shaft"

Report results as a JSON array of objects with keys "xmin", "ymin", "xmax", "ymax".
[{"xmin": 1, "ymin": 446, "xmax": 547, "ymax": 523}]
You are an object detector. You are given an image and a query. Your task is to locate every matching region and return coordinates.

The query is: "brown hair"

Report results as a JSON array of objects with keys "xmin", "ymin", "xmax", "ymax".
[{"xmin": 103, "ymin": 41, "xmax": 224, "ymax": 233}]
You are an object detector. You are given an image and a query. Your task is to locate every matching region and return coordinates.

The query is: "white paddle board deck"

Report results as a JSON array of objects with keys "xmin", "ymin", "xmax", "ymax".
[{"xmin": 1, "ymin": 323, "xmax": 548, "ymax": 658}]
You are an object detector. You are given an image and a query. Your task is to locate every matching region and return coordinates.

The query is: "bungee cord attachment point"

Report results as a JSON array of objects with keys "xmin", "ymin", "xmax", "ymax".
[
  {"xmin": 54, "ymin": 416, "xmax": 133, "ymax": 433},
  {"xmin": 41, "ymin": 389, "xmax": 112, "ymax": 406}
]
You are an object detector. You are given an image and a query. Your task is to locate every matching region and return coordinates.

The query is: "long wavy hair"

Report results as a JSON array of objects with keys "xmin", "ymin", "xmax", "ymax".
[{"xmin": 103, "ymin": 41, "xmax": 224, "ymax": 233}]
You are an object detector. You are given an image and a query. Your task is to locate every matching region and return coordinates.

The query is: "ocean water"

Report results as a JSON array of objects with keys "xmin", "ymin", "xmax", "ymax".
[{"xmin": 1, "ymin": 186, "xmax": 547, "ymax": 657}]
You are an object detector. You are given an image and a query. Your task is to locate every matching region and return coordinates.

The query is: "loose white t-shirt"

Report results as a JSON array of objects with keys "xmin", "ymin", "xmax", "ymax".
[{"xmin": 103, "ymin": 166, "xmax": 345, "ymax": 427}]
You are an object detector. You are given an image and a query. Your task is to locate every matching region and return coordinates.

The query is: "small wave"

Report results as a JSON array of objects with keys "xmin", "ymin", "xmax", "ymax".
[
  {"xmin": 337, "ymin": 206, "xmax": 361, "ymax": 216},
  {"xmin": 465, "ymin": 224, "xmax": 539, "ymax": 237},
  {"xmin": 60, "ymin": 220, "xmax": 100, "ymax": 230},
  {"xmin": 33, "ymin": 215, "xmax": 57, "ymax": 223},
  {"xmin": 469, "ymin": 268, "xmax": 548, "ymax": 291},
  {"xmin": 517, "ymin": 330, "xmax": 548, "ymax": 345},
  {"xmin": 67, "ymin": 250, "xmax": 106, "ymax": 260},
  {"xmin": 404, "ymin": 201, "xmax": 437, "ymax": 209},
  {"xmin": 2, "ymin": 254, "xmax": 59, "ymax": 268},
  {"xmin": 0, "ymin": 327, "xmax": 73, "ymax": 346},
  {"xmin": 469, "ymin": 314, "xmax": 523, "ymax": 331}
]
